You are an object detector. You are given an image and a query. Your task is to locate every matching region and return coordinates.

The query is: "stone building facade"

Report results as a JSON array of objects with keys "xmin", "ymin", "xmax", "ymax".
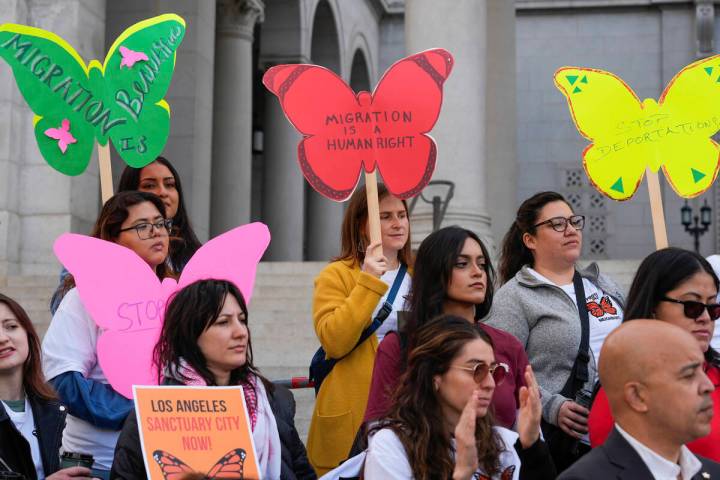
[{"xmin": 0, "ymin": 0, "xmax": 718, "ymax": 277}]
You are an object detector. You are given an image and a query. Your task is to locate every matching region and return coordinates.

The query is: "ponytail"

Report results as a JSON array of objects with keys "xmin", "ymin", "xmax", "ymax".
[{"xmin": 498, "ymin": 191, "xmax": 567, "ymax": 284}]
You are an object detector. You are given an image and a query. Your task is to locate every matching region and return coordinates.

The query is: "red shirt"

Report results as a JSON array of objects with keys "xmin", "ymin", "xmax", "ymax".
[
  {"xmin": 363, "ymin": 323, "xmax": 530, "ymax": 428},
  {"xmin": 588, "ymin": 364, "xmax": 720, "ymax": 461}
]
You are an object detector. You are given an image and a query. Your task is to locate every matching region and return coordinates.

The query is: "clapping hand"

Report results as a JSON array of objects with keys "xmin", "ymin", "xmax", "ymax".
[
  {"xmin": 517, "ymin": 365, "xmax": 542, "ymax": 449},
  {"xmin": 452, "ymin": 389, "xmax": 481, "ymax": 480}
]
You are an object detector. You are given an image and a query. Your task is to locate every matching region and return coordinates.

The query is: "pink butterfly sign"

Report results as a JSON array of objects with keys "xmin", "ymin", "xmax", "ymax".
[{"xmin": 53, "ymin": 222, "xmax": 271, "ymax": 398}]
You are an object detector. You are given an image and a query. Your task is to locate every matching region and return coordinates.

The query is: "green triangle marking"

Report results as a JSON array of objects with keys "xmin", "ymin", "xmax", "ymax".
[
  {"xmin": 610, "ymin": 177, "xmax": 624, "ymax": 193},
  {"xmin": 706, "ymin": 66, "xmax": 714, "ymax": 76},
  {"xmin": 691, "ymin": 168, "xmax": 706, "ymax": 183},
  {"xmin": 716, "ymin": 75, "xmax": 720, "ymax": 83},
  {"xmin": 573, "ymin": 86, "xmax": 582, "ymax": 94},
  {"xmin": 567, "ymin": 75, "xmax": 579, "ymax": 85},
  {"xmin": 581, "ymin": 75, "xmax": 588, "ymax": 84}
]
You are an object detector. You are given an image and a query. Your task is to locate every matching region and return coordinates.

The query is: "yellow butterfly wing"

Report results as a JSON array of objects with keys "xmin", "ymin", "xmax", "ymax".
[
  {"xmin": 656, "ymin": 55, "xmax": 720, "ymax": 198},
  {"xmin": 554, "ymin": 67, "xmax": 649, "ymax": 201}
]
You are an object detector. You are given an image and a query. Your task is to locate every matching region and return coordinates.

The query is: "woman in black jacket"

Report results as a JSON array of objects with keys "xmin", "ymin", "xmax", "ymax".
[
  {"xmin": 111, "ymin": 279, "xmax": 315, "ymax": 480},
  {"xmin": 0, "ymin": 293, "xmax": 93, "ymax": 479}
]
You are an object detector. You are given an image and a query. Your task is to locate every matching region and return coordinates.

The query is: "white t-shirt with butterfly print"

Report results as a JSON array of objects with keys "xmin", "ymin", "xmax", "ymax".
[
  {"xmin": 527, "ymin": 269, "xmax": 623, "ymax": 369},
  {"xmin": 363, "ymin": 426, "xmax": 521, "ymax": 479}
]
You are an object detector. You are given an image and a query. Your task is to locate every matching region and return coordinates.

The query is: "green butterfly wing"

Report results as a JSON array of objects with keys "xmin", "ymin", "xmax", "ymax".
[
  {"xmin": 0, "ymin": 24, "xmax": 95, "ymax": 175},
  {"xmin": 99, "ymin": 14, "xmax": 185, "ymax": 167}
]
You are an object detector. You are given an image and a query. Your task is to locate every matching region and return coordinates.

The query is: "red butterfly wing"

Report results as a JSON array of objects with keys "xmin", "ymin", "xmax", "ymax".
[
  {"xmin": 206, "ymin": 448, "xmax": 246, "ymax": 479},
  {"xmin": 263, "ymin": 64, "xmax": 365, "ymax": 200},
  {"xmin": 586, "ymin": 301, "xmax": 604, "ymax": 318},
  {"xmin": 152, "ymin": 450, "xmax": 196, "ymax": 480},
  {"xmin": 600, "ymin": 296, "xmax": 617, "ymax": 315},
  {"xmin": 500, "ymin": 465, "xmax": 517, "ymax": 480},
  {"xmin": 371, "ymin": 48, "xmax": 453, "ymax": 198}
]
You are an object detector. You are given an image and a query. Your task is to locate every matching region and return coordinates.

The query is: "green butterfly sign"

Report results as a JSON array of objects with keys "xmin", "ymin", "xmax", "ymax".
[{"xmin": 0, "ymin": 13, "xmax": 185, "ymax": 175}]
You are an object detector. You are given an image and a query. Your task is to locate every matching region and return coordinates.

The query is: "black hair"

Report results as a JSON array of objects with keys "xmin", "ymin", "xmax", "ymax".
[{"xmin": 625, "ymin": 247, "xmax": 720, "ymax": 367}]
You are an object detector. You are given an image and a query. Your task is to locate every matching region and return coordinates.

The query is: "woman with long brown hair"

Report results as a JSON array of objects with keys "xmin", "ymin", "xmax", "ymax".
[
  {"xmin": 42, "ymin": 191, "xmax": 172, "ymax": 479},
  {"xmin": 306, "ymin": 183, "xmax": 413, "ymax": 475},
  {"xmin": 365, "ymin": 315, "xmax": 554, "ymax": 479},
  {"xmin": 0, "ymin": 294, "xmax": 94, "ymax": 479}
]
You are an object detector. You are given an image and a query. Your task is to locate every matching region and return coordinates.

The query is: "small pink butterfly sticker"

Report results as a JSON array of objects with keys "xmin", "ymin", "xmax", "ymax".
[
  {"xmin": 44, "ymin": 119, "xmax": 77, "ymax": 154},
  {"xmin": 119, "ymin": 46, "xmax": 148, "ymax": 68}
]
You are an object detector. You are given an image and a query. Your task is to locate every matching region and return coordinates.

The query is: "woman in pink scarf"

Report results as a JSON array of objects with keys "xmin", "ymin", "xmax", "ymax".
[{"xmin": 111, "ymin": 279, "xmax": 315, "ymax": 480}]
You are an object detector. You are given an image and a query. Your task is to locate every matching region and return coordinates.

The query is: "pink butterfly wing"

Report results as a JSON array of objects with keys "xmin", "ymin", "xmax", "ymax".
[
  {"xmin": 53, "ymin": 234, "xmax": 177, "ymax": 397},
  {"xmin": 371, "ymin": 48, "xmax": 453, "ymax": 198},
  {"xmin": 263, "ymin": 65, "xmax": 366, "ymax": 200},
  {"xmin": 44, "ymin": 128, "xmax": 63, "ymax": 140},
  {"xmin": 178, "ymin": 222, "xmax": 271, "ymax": 303}
]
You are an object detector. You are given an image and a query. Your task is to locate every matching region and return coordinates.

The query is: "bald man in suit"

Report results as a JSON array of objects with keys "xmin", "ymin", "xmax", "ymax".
[{"xmin": 559, "ymin": 320, "xmax": 720, "ymax": 480}]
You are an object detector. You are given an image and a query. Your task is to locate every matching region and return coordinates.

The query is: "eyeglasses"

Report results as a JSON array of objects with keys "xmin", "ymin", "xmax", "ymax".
[
  {"xmin": 119, "ymin": 219, "xmax": 173, "ymax": 240},
  {"xmin": 660, "ymin": 297, "xmax": 720, "ymax": 321},
  {"xmin": 533, "ymin": 215, "xmax": 585, "ymax": 232},
  {"xmin": 451, "ymin": 362, "xmax": 509, "ymax": 386}
]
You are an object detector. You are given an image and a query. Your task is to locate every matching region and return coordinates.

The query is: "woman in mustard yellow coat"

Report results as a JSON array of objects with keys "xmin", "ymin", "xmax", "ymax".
[{"xmin": 306, "ymin": 183, "xmax": 413, "ymax": 474}]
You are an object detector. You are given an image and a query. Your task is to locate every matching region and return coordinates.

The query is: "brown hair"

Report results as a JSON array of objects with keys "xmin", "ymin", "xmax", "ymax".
[
  {"xmin": 0, "ymin": 294, "xmax": 56, "ymax": 401},
  {"xmin": 373, "ymin": 315, "xmax": 503, "ymax": 479},
  {"xmin": 498, "ymin": 191, "xmax": 567, "ymax": 283},
  {"xmin": 60, "ymin": 191, "xmax": 173, "ymax": 295},
  {"xmin": 335, "ymin": 183, "xmax": 413, "ymax": 266}
]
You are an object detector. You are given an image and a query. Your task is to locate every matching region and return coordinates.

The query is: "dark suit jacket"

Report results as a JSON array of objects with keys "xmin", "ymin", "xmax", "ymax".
[{"xmin": 559, "ymin": 427, "xmax": 720, "ymax": 480}]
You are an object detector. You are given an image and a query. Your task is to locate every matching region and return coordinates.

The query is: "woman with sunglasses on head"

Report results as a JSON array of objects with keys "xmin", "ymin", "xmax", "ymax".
[
  {"xmin": 50, "ymin": 157, "xmax": 201, "ymax": 314},
  {"xmin": 42, "ymin": 191, "xmax": 173, "ymax": 479},
  {"xmin": 486, "ymin": 191, "xmax": 625, "ymax": 471},
  {"xmin": 307, "ymin": 183, "xmax": 412, "ymax": 475},
  {"xmin": 364, "ymin": 226, "xmax": 530, "ymax": 430},
  {"xmin": 365, "ymin": 315, "xmax": 555, "ymax": 479},
  {"xmin": 588, "ymin": 247, "xmax": 720, "ymax": 461}
]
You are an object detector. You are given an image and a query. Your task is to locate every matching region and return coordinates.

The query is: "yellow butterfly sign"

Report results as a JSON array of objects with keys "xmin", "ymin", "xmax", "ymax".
[{"xmin": 554, "ymin": 56, "xmax": 720, "ymax": 201}]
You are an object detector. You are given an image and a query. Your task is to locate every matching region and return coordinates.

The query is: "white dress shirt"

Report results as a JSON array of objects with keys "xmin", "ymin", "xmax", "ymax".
[{"xmin": 615, "ymin": 423, "xmax": 702, "ymax": 480}]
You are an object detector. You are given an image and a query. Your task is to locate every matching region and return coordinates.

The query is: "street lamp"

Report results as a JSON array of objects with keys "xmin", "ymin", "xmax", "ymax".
[
  {"xmin": 408, "ymin": 180, "xmax": 455, "ymax": 232},
  {"xmin": 681, "ymin": 199, "xmax": 712, "ymax": 253}
]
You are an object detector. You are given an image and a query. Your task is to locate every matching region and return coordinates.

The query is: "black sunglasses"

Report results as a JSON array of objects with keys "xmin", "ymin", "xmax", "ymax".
[{"xmin": 660, "ymin": 297, "xmax": 720, "ymax": 321}]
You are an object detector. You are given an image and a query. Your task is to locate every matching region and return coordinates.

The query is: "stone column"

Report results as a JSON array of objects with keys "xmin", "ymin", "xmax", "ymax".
[
  {"xmin": 405, "ymin": 0, "xmax": 492, "ymax": 247},
  {"xmin": 306, "ymin": 187, "xmax": 344, "ymax": 260},
  {"xmin": 261, "ymin": 87, "xmax": 304, "ymax": 260},
  {"xmin": 210, "ymin": 0, "xmax": 264, "ymax": 237},
  {"xmin": 485, "ymin": 0, "xmax": 517, "ymax": 250}
]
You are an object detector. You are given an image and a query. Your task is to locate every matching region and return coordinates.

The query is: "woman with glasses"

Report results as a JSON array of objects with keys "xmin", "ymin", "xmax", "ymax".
[
  {"xmin": 50, "ymin": 157, "xmax": 201, "ymax": 313},
  {"xmin": 364, "ymin": 315, "xmax": 555, "ymax": 479},
  {"xmin": 41, "ymin": 191, "xmax": 172, "ymax": 479},
  {"xmin": 364, "ymin": 226, "xmax": 530, "ymax": 431},
  {"xmin": 588, "ymin": 247, "xmax": 720, "ymax": 461},
  {"xmin": 485, "ymin": 191, "xmax": 625, "ymax": 472}
]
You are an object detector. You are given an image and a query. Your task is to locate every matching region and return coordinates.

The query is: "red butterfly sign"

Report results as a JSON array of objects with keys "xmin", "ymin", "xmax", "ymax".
[
  {"xmin": 262, "ymin": 48, "xmax": 454, "ymax": 201},
  {"xmin": 586, "ymin": 296, "xmax": 618, "ymax": 318}
]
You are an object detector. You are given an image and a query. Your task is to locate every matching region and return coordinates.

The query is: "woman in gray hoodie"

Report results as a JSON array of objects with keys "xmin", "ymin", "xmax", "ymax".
[{"xmin": 485, "ymin": 191, "xmax": 625, "ymax": 472}]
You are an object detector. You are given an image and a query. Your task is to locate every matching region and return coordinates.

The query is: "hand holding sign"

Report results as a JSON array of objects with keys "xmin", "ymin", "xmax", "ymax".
[
  {"xmin": 53, "ymin": 223, "xmax": 271, "ymax": 398},
  {"xmin": 554, "ymin": 55, "xmax": 720, "ymax": 248},
  {"xmin": 0, "ymin": 14, "xmax": 185, "ymax": 201}
]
